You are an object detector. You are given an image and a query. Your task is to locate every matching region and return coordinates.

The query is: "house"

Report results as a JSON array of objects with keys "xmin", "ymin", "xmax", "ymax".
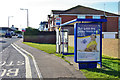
[
  {"xmin": 11, "ymin": 25, "xmax": 18, "ymax": 31},
  {"xmin": 39, "ymin": 21, "xmax": 48, "ymax": 31},
  {"xmin": 48, "ymin": 5, "xmax": 120, "ymax": 39},
  {"xmin": 118, "ymin": 1, "xmax": 120, "ymax": 38}
]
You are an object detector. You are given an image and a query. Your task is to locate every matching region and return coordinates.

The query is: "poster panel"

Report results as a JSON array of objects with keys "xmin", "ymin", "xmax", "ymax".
[
  {"xmin": 56, "ymin": 29, "xmax": 59, "ymax": 53},
  {"xmin": 77, "ymin": 23, "xmax": 101, "ymax": 62},
  {"xmin": 60, "ymin": 31, "xmax": 68, "ymax": 53}
]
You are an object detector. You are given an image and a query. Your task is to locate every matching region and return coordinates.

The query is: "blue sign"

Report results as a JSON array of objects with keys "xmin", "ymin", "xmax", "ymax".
[
  {"xmin": 56, "ymin": 17, "xmax": 61, "ymax": 26},
  {"xmin": 74, "ymin": 23, "xmax": 102, "ymax": 63}
]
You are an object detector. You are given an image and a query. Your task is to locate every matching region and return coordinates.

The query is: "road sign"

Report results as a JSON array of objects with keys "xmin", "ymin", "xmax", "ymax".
[
  {"xmin": 22, "ymin": 28, "xmax": 26, "ymax": 32},
  {"xmin": 55, "ymin": 17, "xmax": 61, "ymax": 26}
]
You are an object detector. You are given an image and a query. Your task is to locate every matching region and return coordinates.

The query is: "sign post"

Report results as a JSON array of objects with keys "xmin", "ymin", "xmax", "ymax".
[
  {"xmin": 56, "ymin": 17, "xmax": 61, "ymax": 53},
  {"xmin": 22, "ymin": 28, "xmax": 26, "ymax": 37}
]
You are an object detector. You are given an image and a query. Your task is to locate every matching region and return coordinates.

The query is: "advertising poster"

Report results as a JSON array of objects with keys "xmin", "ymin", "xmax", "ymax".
[
  {"xmin": 56, "ymin": 29, "xmax": 59, "ymax": 53},
  {"xmin": 77, "ymin": 23, "xmax": 101, "ymax": 62}
]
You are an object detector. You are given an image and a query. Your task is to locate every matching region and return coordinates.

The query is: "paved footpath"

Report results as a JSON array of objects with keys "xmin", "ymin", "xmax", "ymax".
[{"xmin": 15, "ymin": 39, "xmax": 86, "ymax": 79}]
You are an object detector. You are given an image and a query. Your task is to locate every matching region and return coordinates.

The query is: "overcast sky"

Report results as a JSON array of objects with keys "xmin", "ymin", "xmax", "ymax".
[{"xmin": 0, "ymin": 0, "xmax": 119, "ymax": 30}]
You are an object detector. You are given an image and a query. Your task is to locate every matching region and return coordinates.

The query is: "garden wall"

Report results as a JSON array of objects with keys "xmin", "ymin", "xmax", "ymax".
[
  {"xmin": 68, "ymin": 35, "xmax": 120, "ymax": 58},
  {"xmin": 24, "ymin": 31, "xmax": 56, "ymax": 44}
]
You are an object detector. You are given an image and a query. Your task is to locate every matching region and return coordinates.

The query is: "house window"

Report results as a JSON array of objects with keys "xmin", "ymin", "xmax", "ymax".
[
  {"xmin": 77, "ymin": 15, "xmax": 85, "ymax": 19},
  {"xmin": 93, "ymin": 15, "xmax": 100, "ymax": 19}
]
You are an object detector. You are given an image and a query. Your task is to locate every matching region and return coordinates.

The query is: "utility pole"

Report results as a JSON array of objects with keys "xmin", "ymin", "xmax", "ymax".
[
  {"xmin": 20, "ymin": 8, "xmax": 29, "ymax": 27},
  {"xmin": 8, "ymin": 16, "xmax": 13, "ymax": 27}
]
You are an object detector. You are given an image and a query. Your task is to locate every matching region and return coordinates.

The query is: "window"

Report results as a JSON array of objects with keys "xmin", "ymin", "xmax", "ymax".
[
  {"xmin": 77, "ymin": 15, "xmax": 85, "ymax": 19},
  {"xmin": 93, "ymin": 15, "xmax": 100, "ymax": 19}
]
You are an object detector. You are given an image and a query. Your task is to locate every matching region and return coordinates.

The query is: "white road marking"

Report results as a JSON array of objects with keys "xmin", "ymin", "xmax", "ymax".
[
  {"xmin": 13, "ymin": 43, "xmax": 43, "ymax": 79},
  {"xmin": 11, "ymin": 44, "xmax": 32, "ymax": 78},
  {"xmin": 6, "ymin": 61, "xmax": 14, "ymax": 66},
  {"xmin": 0, "ymin": 68, "xmax": 19, "ymax": 77},
  {"xmin": 1, "ymin": 69, "xmax": 6, "ymax": 77},
  {"xmin": 6, "ymin": 68, "xmax": 19, "ymax": 77},
  {"xmin": 0, "ymin": 45, "xmax": 11, "ymax": 54},
  {"xmin": 0, "ymin": 61, "xmax": 24, "ymax": 66},
  {"xmin": 17, "ymin": 61, "xmax": 25, "ymax": 66}
]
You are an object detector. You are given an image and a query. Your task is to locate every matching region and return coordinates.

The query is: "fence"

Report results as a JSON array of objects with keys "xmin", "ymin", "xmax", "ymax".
[
  {"xmin": 68, "ymin": 35, "xmax": 120, "ymax": 58},
  {"xmin": 24, "ymin": 31, "xmax": 56, "ymax": 44}
]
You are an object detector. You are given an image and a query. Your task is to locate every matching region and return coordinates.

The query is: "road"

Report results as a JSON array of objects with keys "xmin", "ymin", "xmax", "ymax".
[
  {"xmin": 0, "ymin": 36, "xmax": 20, "ymax": 51},
  {"xmin": 0, "ymin": 37, "xmax": 39, "ymax": 79},
  {"xmin": 0, "ymin": 36, "xmax": 86, "ymax": 79}
]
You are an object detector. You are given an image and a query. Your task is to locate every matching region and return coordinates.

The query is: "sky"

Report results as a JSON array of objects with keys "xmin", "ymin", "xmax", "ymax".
[{"xmin": 0, "ymin": 0, "xmax": 120, "ymax": 30}]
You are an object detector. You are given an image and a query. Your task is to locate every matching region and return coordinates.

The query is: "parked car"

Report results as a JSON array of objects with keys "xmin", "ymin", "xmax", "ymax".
[
  {"xmin": 5, "ymin": 32, "xmax": 12, "ymax": 38},
  {"xmin": 17, "ymin": 34, "xmax": 22, "ymax": 38},
  {"xmin": 11, "ymin": 31, "xmax": 16, "ymax": 36}
]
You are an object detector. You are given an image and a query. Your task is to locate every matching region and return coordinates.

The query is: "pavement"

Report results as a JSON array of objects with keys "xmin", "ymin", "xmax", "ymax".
[{"xmin": 15, "ymin": 39, "xmax": 86, "ymax": 79}]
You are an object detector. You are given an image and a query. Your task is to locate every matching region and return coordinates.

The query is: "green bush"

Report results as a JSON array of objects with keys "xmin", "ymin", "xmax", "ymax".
[
  {"xmin": 15, "ymin": 30, "xmax": 22, "ymax": 34},
  {"xmin": 24, "ymin": 27, "xmax": 40, "ymax": 35}
]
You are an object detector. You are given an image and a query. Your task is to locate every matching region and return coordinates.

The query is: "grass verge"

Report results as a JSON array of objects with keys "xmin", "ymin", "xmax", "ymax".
[
  {"xmin": 80, "ymin": 55, "xmax": 120, "ymax": 79},
  {"xmin": 23, "ymin": 42, "xmax": 71, "ymax": 64},
  {"xmin": 23, "ymin": 42, "xmax": 56, "ymax": 54},
  {"xmin": 23, "ymin": 42, "xmax": 120, "ymax": 79}
]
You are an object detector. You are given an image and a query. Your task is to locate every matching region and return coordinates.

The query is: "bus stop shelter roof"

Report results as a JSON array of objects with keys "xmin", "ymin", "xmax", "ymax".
[{"xmin": 60, "ymin": 18, "xmax": 107, "ymax": 26}]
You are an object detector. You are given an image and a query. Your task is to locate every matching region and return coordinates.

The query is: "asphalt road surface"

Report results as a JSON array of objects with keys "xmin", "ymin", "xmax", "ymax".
[
  {"xmin": 0, "ymin": 37, "xmax": 39, "ymax": 79},
  {"xmin": 0, "ymin": 36, "xmax": 20, "ymax": 52}
]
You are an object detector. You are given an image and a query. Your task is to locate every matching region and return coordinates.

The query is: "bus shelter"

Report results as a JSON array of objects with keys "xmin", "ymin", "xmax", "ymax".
[{"xmin": 60, "ymin": 18, "xmax": 107, "ymax": 69}]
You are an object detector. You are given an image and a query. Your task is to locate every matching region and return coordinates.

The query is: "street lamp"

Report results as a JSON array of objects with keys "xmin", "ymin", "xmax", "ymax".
[
  {"xmin": 20, "ymin": 8, "xmax": 29, "ymax": 27},
  {"xmin": 8, "ymin": 16, "xmax": 13, "ymax": 27}
]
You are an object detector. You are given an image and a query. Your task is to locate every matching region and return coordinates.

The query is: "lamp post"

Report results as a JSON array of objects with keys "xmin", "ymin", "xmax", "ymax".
[
  {"xmin": 8, "ymin": 16, "xmax": 13, "ymax": 27},
  {"xmin": 20, "ymin": 8, "xmax": 29, "ymax": 27}
]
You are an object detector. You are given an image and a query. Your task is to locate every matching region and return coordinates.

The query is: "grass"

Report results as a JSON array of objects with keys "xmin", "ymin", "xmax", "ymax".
[
  {"xmin": 81, "ymin": 55, "xmax": 120, "ymax": 79},
  {"xmin": 23, "ymin": 42, "xmax": 56, "ymax": 54},
  {"xmin": 68, "ymin": 46, "xmax": 74, "ymax": 53},
  {"xmin": 23, "ymin": 42, "xmax": 120, "ymax": 79},
  {"xmin": 23, "ymin": 42, "xmax": 71, "ymax": 64}
]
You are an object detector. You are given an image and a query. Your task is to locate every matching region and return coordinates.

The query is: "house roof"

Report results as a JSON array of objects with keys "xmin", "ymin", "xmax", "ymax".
[
  {"xmin": 39, "ymin": 21, "xmax": 48, "ymax": 25},
  {"xmin": 0, "ymin": 27, "xmax": 16, "ymax": 31},
  {"xmin": 0, "ymin": 27, "xmax": 10, "ymax": 29},
  {"xmin": 52, "ymin": 5, "xmax": 119, "ymax": 16}
]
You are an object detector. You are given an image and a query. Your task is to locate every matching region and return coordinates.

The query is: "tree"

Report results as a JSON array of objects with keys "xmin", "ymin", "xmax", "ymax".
[
  {"xmin": 25, "ymin": 27, "xmax": 40, "ymax": 35},
  {"xmin": 15, "ymin": 30, "xmax": 22, "ymax": 34}
]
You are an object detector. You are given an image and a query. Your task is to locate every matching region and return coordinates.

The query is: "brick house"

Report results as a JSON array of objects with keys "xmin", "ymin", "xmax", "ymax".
[{"xmin": 48, "ymin": 5, "xmax": 120, "ymax": 38}]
